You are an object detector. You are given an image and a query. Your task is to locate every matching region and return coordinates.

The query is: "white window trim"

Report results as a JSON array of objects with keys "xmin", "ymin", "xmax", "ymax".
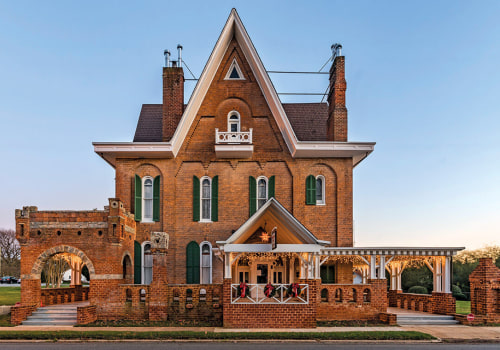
[
  {"xmin": 141, "ymin": 241, "xmax": 152, "ymax": 285},
  {"xmin": 224, "ymin": 58, "xmax": 245, "ymax": 80},
  {"xmin": 200, "ymin": 241, "xmax": 213, "ymax": 284},
  {"xmin": 142, "ymin": 176, "xmax": 154, "ymax": 223},
  {"xmin": 316, "ymin": 175, "xmax": 326, "ymax": 205},
  {"xmin": 200, "ymin": 176, "xmax": 212, "ymax": 223},
  {"xmin": 256, "ymin": 176, "xmax": 268, "ymax": 210},
  {"xmin": 227, "ymin": 110, "xmax": 241, "ymax": 132}
]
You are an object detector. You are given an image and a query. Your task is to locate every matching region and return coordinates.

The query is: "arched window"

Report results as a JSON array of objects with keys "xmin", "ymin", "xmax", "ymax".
[
  {"xmin": 200, "ymin": 241, "xmax": 212, "ymax": 284},
  {"xmin": 201, "ymin": 177, "xmax": 211, "ymax": 221},
  {"xmin": 186, "ymin": 241, "xmax": 200, "ymax": 284},
  {"xmin": 143, "ymin": 177, "xmax": 153, "ymax": 221},
  {"xmin": 134, "ymin": 174, "xmax": 160, "ymax": 222},
  {"xmin": 316, "ymin": 175, "xmax": 325, "ymax": 205},
  {"xmin": 257, "ymin": 177, "xmax": 268, "ymax": 210},
  {"xmin": 142, "ymin": 242, "xmax": 153, "ymax": 285},
  {"xmin": 228, "ymin": 111, "xmax": 240, "ymax": 133}
]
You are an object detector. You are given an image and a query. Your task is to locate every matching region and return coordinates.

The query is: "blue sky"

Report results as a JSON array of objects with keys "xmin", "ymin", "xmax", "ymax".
[{"xmin": 1, "ymin": 1, "xmax": 499, "ymax": 249}]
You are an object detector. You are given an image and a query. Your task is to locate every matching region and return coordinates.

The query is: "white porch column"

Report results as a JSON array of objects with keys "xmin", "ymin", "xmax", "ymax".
[
  {"xmin": 433, "ymin": 257, "xmax": 442, "ymax": 293},
  {"xmin": 370, "ymin": 255, "xmax": 377, "ymax": 279},
  {"xmin": 378, "ymin": 255, "xmax": 386, "ymax": 279},
  {"xmin": 389, "ymin": 265, "xmax": 397, "ymax": 290},
  {"xmin": 289, "ymin": 257, "xmax": 295, "ymax": 283},
  {"xmin": 314, "ymin": 255, "xmax": 320, "ymax": 279},
  {"xmin": 224, "ymin": 252, "xmax": 232, "ymax": 279},
  {"xmin": 442, "ymin": 256, "xmax": 451, "ymax": 293}
]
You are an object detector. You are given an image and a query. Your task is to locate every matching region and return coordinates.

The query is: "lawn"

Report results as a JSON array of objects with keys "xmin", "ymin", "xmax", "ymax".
[
  {"xmin": 0, "ymin": 287, "xmax": 20, "ymax": 306},
  {"xmin": 456, "ymin": 300, "xmax": 471, "ymax": 315}
]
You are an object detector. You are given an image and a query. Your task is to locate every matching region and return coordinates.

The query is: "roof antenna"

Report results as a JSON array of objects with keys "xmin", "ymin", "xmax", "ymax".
[
  {"xmin": 164, "ymin": 49, "xmax": 171, "ymax": 67},
  {"xmin": 331, "ymin": 43, "xmax": 342, "ymax": 60},
  {"xmin": 177, "ymin": 44, "xmax": 183, "ymax": 67}
]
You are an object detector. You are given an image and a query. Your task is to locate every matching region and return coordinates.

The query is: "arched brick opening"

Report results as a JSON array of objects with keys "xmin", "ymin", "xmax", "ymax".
[{"xmin": 30, "ymin": 245, "xmax": 96, "ymax": 279}]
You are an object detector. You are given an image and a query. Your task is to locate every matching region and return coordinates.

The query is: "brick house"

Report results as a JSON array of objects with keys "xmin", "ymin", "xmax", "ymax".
[{"xmin": 14, "ymin": 9, "xmax": 464, "ymax": 327}]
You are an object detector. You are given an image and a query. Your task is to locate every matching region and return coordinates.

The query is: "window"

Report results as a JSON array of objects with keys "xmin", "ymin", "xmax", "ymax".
[
  {"xmin": 320, "ymin": 265, "xmax": 335, "ymax": 284},
  {"xmin": 134, "ymin": 174, "xmax": 160, "ymax": 222},
  {"xmin": 224, "ymin": 58, "xmax": 245, "ymax": 80},
  {"xmin": 186, "ymin": 241, "xmax": 200, "ymax": 284},
  {"xmin": 249, "ymin": 176, "xmax": 275, "ymax": 216},
  {"xmin": 200, "ymin": 241, "xmax": 212, "ymax": 284},
  {"xmin": 228, "ymin": 111, "xmax": 240, "ymax": 132},
  {"xmin": 305, "ymin": 174, "xmax": 325, "ymax": 205},
  {"xmin": 193, "ymin": 176, "xmax": 218, "ymax": 222},
  {"xmin": 201, "ymin": 177, "xmax": 211, "ymax": 221},
  {"xmin": 134, "ymin": 240, "xmax": 142, "ymax": 284},
  {"xmin": 142, "ymin": 242, "xmax": 153, "ymax": 285}
]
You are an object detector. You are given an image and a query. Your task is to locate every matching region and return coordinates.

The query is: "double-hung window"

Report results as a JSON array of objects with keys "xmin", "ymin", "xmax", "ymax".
[
  {"xmin": 134, "ymin": 175, "xmax": 160, "ymax": 222},
  {"xmin": 249, "ymin": 175, "xmax": 275, "ymax": 216},
  {"xmin": 306, "ymin": 174, "xmax": 325, "ymax": 205},
  {"xmin": 193, "ymin": 176, "xmax": 218, "ymax": 222}
]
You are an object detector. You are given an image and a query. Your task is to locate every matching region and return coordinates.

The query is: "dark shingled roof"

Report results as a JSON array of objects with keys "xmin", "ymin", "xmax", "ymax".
[
  {"xmin": 282, "ymin": 103, "xmax": 328, "ymax": 141},
  {"xmin": 133, "ymin": 102, "xmax": 329, "ymax": 142},
  {"xmin": 133, "ymin": 104, "xmax": 163, "ymax": 142}
]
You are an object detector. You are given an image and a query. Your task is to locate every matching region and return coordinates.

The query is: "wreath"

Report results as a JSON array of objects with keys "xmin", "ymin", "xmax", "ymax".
[
  {"xmin": 263, "ymin": 283, "xmax": 277, "ymax": 298},
  {"xmin": 237, "ymin": 282, "xmax": 250, "ymax": 298},
  {"xmin": 287, "ymin": 283, "xmax": 301, "ymax": 298}
]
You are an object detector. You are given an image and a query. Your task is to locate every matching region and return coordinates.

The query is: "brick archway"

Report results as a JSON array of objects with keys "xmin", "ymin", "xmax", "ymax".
[{"xmin": 30, "ymin": 245, "xmax": 96, "ymax": 279}]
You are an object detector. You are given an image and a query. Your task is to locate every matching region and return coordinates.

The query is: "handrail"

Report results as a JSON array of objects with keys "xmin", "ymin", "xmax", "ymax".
[{"xmin": 215, "ymin": 129, "xmax": 253, "ymax": 144}]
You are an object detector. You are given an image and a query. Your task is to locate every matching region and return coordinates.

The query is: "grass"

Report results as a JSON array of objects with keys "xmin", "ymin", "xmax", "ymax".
[
  {"xmin": 0, "ymin": 330, "xmax": 435, "ymax": 341},
  {"xmin": 0, "ymin": 314, "xmax": 14, "ymax": 327},
  {"xmin": 0, "ymin": 287, "xmax": 20, "ymax": 306},
  {"xmin": 456, "ymin": 300, "xmax": 471, "ymax": 315},
  {"xmin": 78, "ymin": 319, "xmax": 222, "ymax": 327},
  {"xmin": 317, "ymin": 320, "xmax": 389, "ymax": 327}
]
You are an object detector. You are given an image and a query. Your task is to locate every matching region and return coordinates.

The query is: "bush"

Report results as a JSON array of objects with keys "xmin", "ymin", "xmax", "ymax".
[
  {"xmin": 408, "ymin": 286, "xmax": 428, "ymax": 294},
  {"xmin": 452, "ymin": 285, "xmax": 467, "ymax": 301}
]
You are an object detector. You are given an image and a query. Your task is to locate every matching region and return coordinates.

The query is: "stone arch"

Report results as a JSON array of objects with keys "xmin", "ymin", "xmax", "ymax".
[
  {"xmin": 31, "ymin": 245, "xmax": 96, "ymax": 279},
  {"xmin": 134, "ymin": 163, "xmax": 162, "ymax": 178}
]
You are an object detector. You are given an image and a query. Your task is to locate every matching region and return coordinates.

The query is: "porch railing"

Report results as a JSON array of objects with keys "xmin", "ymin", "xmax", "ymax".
[{"xmin": 230, "ymin": 283, "xmax": 309, "ymax": 304}]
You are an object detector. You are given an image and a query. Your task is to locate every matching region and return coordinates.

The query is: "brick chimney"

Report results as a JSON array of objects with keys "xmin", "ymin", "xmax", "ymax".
[
  {"xmin": 162, "ymin": 66, "xmax": 184, "ymax": 142},
  {"xmin": 327, "ymin": 45, "xmax": 347, "ymax": 142}
]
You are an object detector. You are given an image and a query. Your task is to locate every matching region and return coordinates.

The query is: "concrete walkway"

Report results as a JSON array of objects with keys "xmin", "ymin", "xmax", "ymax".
[{"xmin": 0, "ymin": 324, "xmax": 499, "ymax": 341}]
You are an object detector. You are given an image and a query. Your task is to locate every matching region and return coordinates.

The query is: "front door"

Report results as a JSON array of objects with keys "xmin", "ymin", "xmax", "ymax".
[{"xmin": 257, "ymin": 264, "xmax": 268, "ymax": 284}]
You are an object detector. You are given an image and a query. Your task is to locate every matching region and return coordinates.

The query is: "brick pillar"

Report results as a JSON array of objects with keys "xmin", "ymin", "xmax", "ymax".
[
  {"xmin": 222, "ymin": 278, "xmax": 232, "ymax": 327},
  {"xmin": 387, "ymin": 289, "xmax": 402, "ymax": 307},
  {"xmin": 431, "ymin": 292, "xmax": 456, "ymax": 315},
  {"xmin": 21, "ymin": 278, "xmax": 41, "ymax": 307},
  {"xmin": 327, "ymin": 55, "xmax": 347, "ymax": 141},
  {"xmin": 368, "ymin": 279, "xmax": 388, "ymax": 312},
  {"xmin": 148, "ymin": 233, "xmax": 169, "ymax": 321},
  {"xmin": 162, "ymin": 67, "xmax": 184, "ymax": 141}
]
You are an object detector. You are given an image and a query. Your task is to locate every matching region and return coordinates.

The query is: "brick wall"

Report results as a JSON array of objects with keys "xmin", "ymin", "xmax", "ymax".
[
  {"xmin": 469, "ymin": 258, "xmax": 500, "ymax": 323},
  {"xmin": 77, "ymin": 305, "xmax": 97, "ymax": 325},
  {"xmin": 222, "ymin": 279, "xmax": 317, "ymax": 328},
  {"xmin": 10, "ymin": 304, "xmax": 37, "ymax": 326}
]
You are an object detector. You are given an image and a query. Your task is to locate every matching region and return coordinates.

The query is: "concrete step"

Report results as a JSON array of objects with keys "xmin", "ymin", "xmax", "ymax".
[
  {"xmin": 22, "ymin": 320, "xmax": 77, "ymax": 326},
  {"xmin": 396, "ymin": 314, "xmax": 458, "ymax": 325},
  {"xmin": 22, "ymin": 304, "xmax": 79, "ymax": 326}
]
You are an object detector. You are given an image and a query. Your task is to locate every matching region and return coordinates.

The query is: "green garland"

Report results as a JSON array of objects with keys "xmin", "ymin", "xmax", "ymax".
[
  {"xmin": 287, "ymin": 283, "xmax": 301, "ymax": 297},
  {"xmin": 263, "ymin": 284, "xmax": 277, "ymax": 298},
  {"xmin": 237, "ymin": 284, "xmax": 250, "ymax": 298}
]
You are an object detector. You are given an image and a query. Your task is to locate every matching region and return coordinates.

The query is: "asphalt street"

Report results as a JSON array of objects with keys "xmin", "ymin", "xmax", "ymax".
[{"xmin": 0, "ymin": 343, "xmax": 499, "ymax": 350}]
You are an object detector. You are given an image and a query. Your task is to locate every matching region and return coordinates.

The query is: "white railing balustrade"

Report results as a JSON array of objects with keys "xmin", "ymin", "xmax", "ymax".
[
  {"xmin": 215, "ymin": 128, "xmax": 253, "ymax": 144},
  {"xmin": 230, "ymin": 283, "xmax": 309, "ymax": 304}
]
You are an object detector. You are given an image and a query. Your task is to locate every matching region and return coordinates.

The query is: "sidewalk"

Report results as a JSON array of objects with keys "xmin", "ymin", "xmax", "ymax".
[{"xmin": 0, "ymin": 324, "xmax": 499, "ymax": 341}]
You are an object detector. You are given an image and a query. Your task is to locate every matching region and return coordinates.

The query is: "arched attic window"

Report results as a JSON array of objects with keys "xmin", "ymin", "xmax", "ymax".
[{"xmin": 228, "ymin": 111, "xmax": 240, "ymax": 133}]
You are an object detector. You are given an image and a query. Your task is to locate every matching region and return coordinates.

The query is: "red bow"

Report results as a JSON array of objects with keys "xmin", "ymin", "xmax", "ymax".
[
  {"xmin": 239, "ymin": 282, "xmax": 248, "ymax": 298},
  {"xmin": 291, "ymin": 283, "xmax": 299, "ymax": 297},
  {"xmin": 264, "ymin": 283, "xmax": 274, "ymax": 297}
]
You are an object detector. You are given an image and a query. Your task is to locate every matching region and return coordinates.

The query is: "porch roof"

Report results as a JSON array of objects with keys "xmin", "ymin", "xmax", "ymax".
[
  {"xmin": 320, "ymin": 247, "xmax": 465, "ymax": 257},
  {"xmin": 216, "ymin": 198, "xmax": 330, "ymax": 250}
]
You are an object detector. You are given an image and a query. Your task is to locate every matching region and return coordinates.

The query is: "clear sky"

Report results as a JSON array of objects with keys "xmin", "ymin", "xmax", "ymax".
[{"xmin": 1, "ymin": 1, "xmax": 499, "ymax": 249}]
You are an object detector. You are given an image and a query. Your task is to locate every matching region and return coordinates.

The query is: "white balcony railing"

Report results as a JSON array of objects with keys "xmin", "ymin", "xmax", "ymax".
[
  {"xmin": 230, "ymin": 283, "xmax": 309, "ymax": 304},
  {"xmin": 215, "ymin": 128, "xmax": 252, "ymax": 144}
]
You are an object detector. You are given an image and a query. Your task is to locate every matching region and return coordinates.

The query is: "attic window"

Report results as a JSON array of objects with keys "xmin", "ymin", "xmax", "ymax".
[{"xmin": 224, "ymin": 59, "xmax": 245, "ymax": 80}]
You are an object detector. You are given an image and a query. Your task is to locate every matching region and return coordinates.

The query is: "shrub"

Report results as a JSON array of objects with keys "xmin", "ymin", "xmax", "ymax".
[
  {"xmin": 452, "ymin": 285, "xmax": 467, "ymax": 301},
  {"xmin": 408, "ymin": 286, "xmax": 428, "ymax": 294}
]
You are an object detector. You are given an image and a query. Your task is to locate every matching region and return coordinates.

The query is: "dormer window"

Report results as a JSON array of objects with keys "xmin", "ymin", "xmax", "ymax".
[{"xmin": 228, "ymin": 111, "xmax": 240, "ymax": 132}]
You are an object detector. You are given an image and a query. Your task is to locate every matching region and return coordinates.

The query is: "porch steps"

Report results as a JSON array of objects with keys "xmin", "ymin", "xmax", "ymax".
[
  {"xmin": 22, "ymin": 303, "xmax": 80, "ymax": 326},
  {"xmin": 397, "ymin": 314, "xmax": 459, "ymax": 325}
]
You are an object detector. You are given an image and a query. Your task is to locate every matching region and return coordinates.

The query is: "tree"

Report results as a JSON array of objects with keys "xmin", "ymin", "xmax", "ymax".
[
  {"xmin": 42, "ymin": 255, "xmax": 69, "ymax": 288},
  {"xmin": 0, "ymin": 228, "xmax": 20, "ymax": 277}
]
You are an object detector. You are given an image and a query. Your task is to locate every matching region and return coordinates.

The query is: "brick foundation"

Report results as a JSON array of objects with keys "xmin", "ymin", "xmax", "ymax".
[
  {"xmin": 77, "ymin": 305, "xmax": 97, "ymax": 325},
  {"xmin": 10, "ymin": 304, "xmax": 37, "ymax": 325}
]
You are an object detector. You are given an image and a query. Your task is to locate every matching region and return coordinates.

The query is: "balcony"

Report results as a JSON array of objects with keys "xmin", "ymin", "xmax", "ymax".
[{"xmin": 214, "ymin": 128, "xmax": 254, "ymax": 158}]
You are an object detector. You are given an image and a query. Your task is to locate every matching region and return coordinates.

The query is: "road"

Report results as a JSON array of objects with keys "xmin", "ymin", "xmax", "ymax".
[{"xmin": 0, "ymin": 343, "xmax": 499, "ymax": 350}]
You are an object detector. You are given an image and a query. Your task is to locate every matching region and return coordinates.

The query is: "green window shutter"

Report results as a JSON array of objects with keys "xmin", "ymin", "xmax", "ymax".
[
  {"xmin": 134, "ymin": 175, "xmax": 142, "ymax": 221},
  {"xmin": 134, "ymin": 241, "xmax": 142, "ymax": 284},
  {"xmin": 186, "ymin": 241, "xmax": 200, "ymax": 284},
  {"xmin": 268, "ymin": 176, "xmax": 275, "ymax": 199},
  {"xmin": 306, "ymin": 175, "xmax": 316, "ymax": 205},
  {"xmin": 249, "ymin": 176, "xmax": 256, "ymax": 216},
  {"xmin": 153, "ymin": 176, "xmax": 160, "ymax": 222},
  {"xmin": 211, "ymin": 176, "xmax": 218, "ymax": 222},
  {"xmin": 193, "ymin": 176, "xmax": 200, "ymax": 222}
]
